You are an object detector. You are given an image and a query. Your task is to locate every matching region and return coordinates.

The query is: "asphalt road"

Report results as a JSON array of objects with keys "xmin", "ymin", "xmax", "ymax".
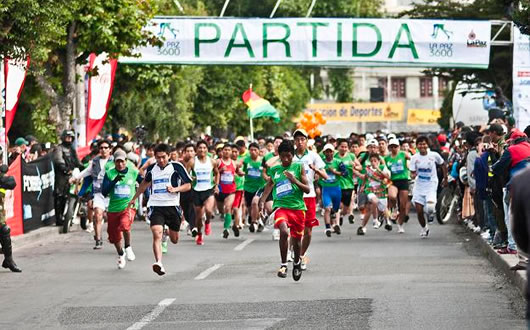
[{"xmin": 0, "ymin": 213, "xmax": 526, "ymax": 330}]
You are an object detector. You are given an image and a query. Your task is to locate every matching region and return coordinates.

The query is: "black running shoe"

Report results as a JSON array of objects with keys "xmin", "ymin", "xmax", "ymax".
[
  {"xmin": 333, "ymin": 224, "xmax": 341, "ymax": 235},
  {"xmin": 348, "ymin": 214, "xmax": 355, "ymax": 224},
  {"xmin": 223, "ymin": 229, "xmax": 229, "ymax": 239},
  {"xmin": 191, "ymin": 228, "xmax": 198, "ymax": 238},
  {"xmin": 357, "ymin": 226, "xmax": 365, "ymax": 236},
  {"xmin": 93, "ymin": 240, "xmax": 103, "ymax": 250},
  {"xmin": 232, "ymin": 225, "xmax": 240, "ymax": 237},
  {"xmin": 293, "ymin": 261, "xmax": 302, "ymax": 281},
  {"xmin": 257, "ymin": 223, "xmax": 264, "ymax": 232},
  {"xmin": 384, "ymin": 223, "xmax": 393, "ymax": 231},
  {"xmin": 339, "ymin": 217, "xmax": 343, "ymax": 226},
  {"xmin": 249, "ymin": 223, "xmax": 255, "ymax": 233},
  {"xmin": 325, "ymin": 229, "xmax": 332, "ymax": 237},
  {"xmin": 277, "ymin": 265, "xmax": 288, "ymax": 278}
]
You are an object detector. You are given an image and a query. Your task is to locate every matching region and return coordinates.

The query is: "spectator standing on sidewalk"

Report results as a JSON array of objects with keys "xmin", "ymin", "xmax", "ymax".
[{"xmin": 0, "ymin": 161, "xmax": 21, "ymax": 272}]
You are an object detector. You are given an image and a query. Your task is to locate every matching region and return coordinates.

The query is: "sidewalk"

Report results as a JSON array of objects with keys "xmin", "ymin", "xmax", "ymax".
[
  {"xmin": 12, "ymin": 226, "xmax": 64, "ymax": 251},
  {"xmin": 469, "ymin": 227, "xmax": 527, "ymax": 297}
]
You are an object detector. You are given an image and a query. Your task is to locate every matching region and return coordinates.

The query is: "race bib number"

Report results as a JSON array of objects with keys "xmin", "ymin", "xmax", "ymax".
[
  {"xmin": 220, "ymin": 172, "xmax": 234, "ymax": 184},
  {"xmin": 276, "ymin": 179, "xmax": 293, "ymax": 198},
  {"xmin": 196, "ymin": 171, "xmax": 210, "ymax": 183},
  {"xmin": 391, "ymin": 162, "xmax": 404, "ymax": 174},
  {"xmin": 114, "ymin": 184, "xmax": 131, "ymax": 198},
  {"xmin": 153, "ymin": 177, "xmax": 169, "ymax": 194},
  {"xmin": 248, "ymin": 167, "xmax": 261, "ymax": 178},
  {"xmin": 418, "ymin": 175, "xmax": 431, "ymax": 182},
  {"xmin": 325, "ymin": 172, "xmax": 336, "ymax": 183}
]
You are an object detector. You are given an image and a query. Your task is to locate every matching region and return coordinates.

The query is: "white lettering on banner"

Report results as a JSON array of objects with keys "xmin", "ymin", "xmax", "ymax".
[
  {"xmin": 23, "ymin": 171, "xmax": 55, "ymax": 193},
  {"xmin": 120, "ymin": 18, "xmax": 491, "ymax": 69}
]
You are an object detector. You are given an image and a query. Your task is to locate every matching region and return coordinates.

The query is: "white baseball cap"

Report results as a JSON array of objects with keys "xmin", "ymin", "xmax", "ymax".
[
  {"xmin": 322, "ymin": 143, "xmax": 335, "ymax": 152},
  {"xmin": 389, "ymin": 138, "xmax": 400, "ymax": 147},
  {"xmin": 368, "ymin": 139, "xmax": 378, "ymax": 147}
]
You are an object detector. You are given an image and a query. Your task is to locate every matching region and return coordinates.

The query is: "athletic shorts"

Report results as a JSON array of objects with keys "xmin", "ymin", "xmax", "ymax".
[
  {"xmin": 244, "ymin": 190, "xmax": 258, "ymax": 208},
  {"xmin": 193, "ymin": 188, "xmax": 214, "ymax": 207},
  {"xmin": 232, "ymin": 190, "xmax": 243, "ymax": 209},
  {"xmin": 357, "ymin": 192, "xmax": 368, "ymax": 209},
  {"xmin": 148, "ymin": 206, "xmax": 182, "ymax": 232},
  {"xmin": 322, "ymin": 186, "xmax": 341, "ymax": 212},
  {"xmin": 93, "ymin": 192, "xmax": 109, "ymax": 211},
  {"xmin": 255, "ymin": 187, "xmax": 273, "ymax": 202},
  {"xmin": 304, "ymin": 197, "xmax": 319, "ymax": 228},
  {"xmin": 274, "ymin": 208, "xmax": 305, "ymax": 239},
  {"xmin": 216, "ymin": 192, "xmax": 234, "ymax": 202},
  {"xmin": 392, "ymin": 179, "xmax": 409, "ymax": 191},
  {"xmin": 412, "ymin": 190, "xmax": 437, "ymax": 207},
  {"xmin": 367, "ymin": 193, "xmax": 388, "ymax": 212},
  {"xmin": 107, "ymin": 208, "xmax": 135, "ymax": 244},
  {"xmin": 341, "ymin": 188, "xmax": 354, "ymax": 207}
]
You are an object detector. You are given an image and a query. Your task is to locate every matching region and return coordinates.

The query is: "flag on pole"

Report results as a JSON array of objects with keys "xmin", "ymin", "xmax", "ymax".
[
  {"xmin": 4, "ymin": 57, "xmax": 30, "ymax": 134},
  {"xmin": 86, "ymin": 53, "xmax": 117, "ymax": 143},
  {"xmin": 241, "ymin": 88, "xmax": 280, "ymax": 122}
]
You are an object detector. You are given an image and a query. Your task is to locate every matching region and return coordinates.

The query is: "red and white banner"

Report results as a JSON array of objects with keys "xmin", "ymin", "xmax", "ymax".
[
  {"xmin": 4, "ymin": 57, "xmax": 30, "ymax": 134},
  {"xmin": 5, "ymin": 156, "xmax": 23, "ymax": 236},
  {"xmin": 86, "ymin": 53, "xmax": 117, "ymax": 143}
]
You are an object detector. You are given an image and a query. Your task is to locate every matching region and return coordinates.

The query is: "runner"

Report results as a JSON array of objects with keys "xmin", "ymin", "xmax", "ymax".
[
  {"xmin": 231, "ymin": 144, "xmax": 245, "ymax": 236},
  {"xmin": 71, "ymin": 139, "xmax": 112, "ymax": 249},
  {"xmin": 101, "ymin": 150, "xmax": 141, "ymax": 269},
  {"xmin": 353, "ymin": 153, "xmax": 392, "ymax": 235},
  {"xmin": 261, "ymin": 136, "xmax": 283, "ymax": 240},
  {"xmin": 128, "ymin": 143, "xmax": 192, "ymax": 276},
  {"xmin": 385, "ymin": 138, "xmax": 411, "ymax": 233},
  {"xmin": 173, "ymin": 143, "xmax": 197, "ymax": 250},
  {"xmin": 242, "ymin": 142, "xmax": 266, "ymax": 232},
  {"xmin": 293, "ymin": 129, "xmax": 327, "ymax": 271},
  {"xmin": 319, "ymin": 144, "xmax": 343, "ymax": 237},
  {"xmin": 334, "ymin": 138, "xmax": 356, "ymax": 225},
  {"xmin": 187, "ymin": 140, "xmax": 218, "ymax": 245},
  {"xmin": 259, "ymin": 140, "xmax": 309, "ymax": 281},
  {"xmin": 216, "ymin": 144, "xmax": 239, "ymax": 239},
  {"xmin": 409, "ymin": 136, "xmax": 448, "ymax": 238}
]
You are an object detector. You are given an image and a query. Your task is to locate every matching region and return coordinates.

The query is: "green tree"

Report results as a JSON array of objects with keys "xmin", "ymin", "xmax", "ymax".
[{"xmin": 401, "ymin": 0, "xmax": 513, "ymax": 129}]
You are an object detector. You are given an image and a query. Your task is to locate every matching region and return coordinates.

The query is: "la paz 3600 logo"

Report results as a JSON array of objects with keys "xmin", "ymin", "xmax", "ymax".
[
  {"xmin": 156, "ymin": 22, "xmax": 181, "ymax": 56},
  {"xmin": 429, "ymin": 24, "xmax": 454, "ymax": 58}
]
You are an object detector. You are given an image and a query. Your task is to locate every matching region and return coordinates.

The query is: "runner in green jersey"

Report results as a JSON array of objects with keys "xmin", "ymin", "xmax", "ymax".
[
  {"xmin": 261, "ymin": 136, "xmax": 283, "ymax": 240},
  {"xmin": 335, "ymin": 138, "xmax": 356, "ymax": 225},
  {"xmin": 242, "ymin": 143, "xmax": 266, "ymax": 232},
  {"xmin": 259, "ymin": 140, "xmax": 309, "ymax": 281},
  {"xmin": 384, "ymin": 138, "xmax": 411, "ymax": 233},
  {"xmin": 101, "ymin": 150, "xmax": 142, "ymax": 269},
  {"xmin": 320, "ymin": 144, "xmax": 343, "ymax": 237}
]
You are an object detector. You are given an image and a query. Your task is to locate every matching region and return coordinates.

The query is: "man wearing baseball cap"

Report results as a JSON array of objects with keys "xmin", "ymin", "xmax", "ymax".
[
  {"xmin": 101, "ymin": 150, "xmax": 142, "ymax": 269},
  {"xmin": 385, "ymin": 138, "xmax": 411, "ymax": 233},
  {"xmin": 293, "ymin": 128, "xmax": 327, "ymax": 271}
]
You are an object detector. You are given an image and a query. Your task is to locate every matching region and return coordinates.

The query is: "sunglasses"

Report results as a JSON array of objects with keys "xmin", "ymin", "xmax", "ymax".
[{"xmin": 100, "ymin": 146, "xmax": 110, "ymax": 150}]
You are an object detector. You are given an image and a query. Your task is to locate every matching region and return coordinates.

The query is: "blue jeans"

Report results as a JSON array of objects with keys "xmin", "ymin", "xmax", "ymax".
[
  {"xmin": 483, "ymin": 198, "xmax": 497, "ymax": 234},
  {"xmin": 503, "ymin": 188, "xmax": 516, "ymax": 250}
]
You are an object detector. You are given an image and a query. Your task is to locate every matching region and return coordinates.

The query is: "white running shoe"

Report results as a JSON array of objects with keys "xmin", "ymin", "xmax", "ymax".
[
  {"xmin": 117, "ymin": 254, "xmax": 126, "ymax": 269},
  {"xmin": 287, "ymin": 250, "xmax": 293, "ymax": 262},
  {"xmin": 398, "ymin": 224, "xmax": 405, "ymax": 234},
  {"xmin": 86, "ymin": 222, "xmax": 94, "ymax": 233},
  {"xmin": 272, "ymin": 229, "xmax": 280, "ymax": 241},
  {"xmin": 420, "ymin": 226, "xmax": 430, "ymax": 238},
  {"xmin": 125, "ymin": 246, "xmax": 136, "ymax": 261},
  {"xmin": 301, "ymin": 255, "xmax": 309, "ymax": 271},
  {"xmin": 152, "ymin": 261, "xmax": 166, "ymax": 276},
  {"xmin": 373, "ymin": 220, "xmax": 381, "ymax": 229}
]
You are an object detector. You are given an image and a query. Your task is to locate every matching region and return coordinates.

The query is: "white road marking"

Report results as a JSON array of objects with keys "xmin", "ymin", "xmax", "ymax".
[
  {"xmin": 194, "ymin": 264, "xmax": 223, "ymax": 280},
  {"xmin": 126, "ymin": 298, "xmax": 176, "ymax": 330},
  {"xmin": 234, "ymin": 238, "xmax": 254, "ymax": 251}
]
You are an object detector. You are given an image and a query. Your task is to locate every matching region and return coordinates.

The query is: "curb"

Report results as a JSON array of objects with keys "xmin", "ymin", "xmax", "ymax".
[
  {"xmin": 471, "ymin": 229, "xmax": 527, "ymax": 297},
  {"xmin": 12, "ymin": 226, "xmax": 63, "ymax": 251}
]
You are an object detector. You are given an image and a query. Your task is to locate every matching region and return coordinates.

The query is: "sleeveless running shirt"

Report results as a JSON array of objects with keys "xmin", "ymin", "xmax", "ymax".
[
  {"xmin": 193, "ymin": 156, "xmax": 214, "ymax": 192},
  {"xmin": 218, "ymin": 159, "xmax": 236, "ymax": 194}
]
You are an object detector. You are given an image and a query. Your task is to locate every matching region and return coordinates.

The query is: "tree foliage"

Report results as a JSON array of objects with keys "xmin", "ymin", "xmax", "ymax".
[{"xmin": 401, "ymin": 0, "xmax": 513, "ymax": 129}]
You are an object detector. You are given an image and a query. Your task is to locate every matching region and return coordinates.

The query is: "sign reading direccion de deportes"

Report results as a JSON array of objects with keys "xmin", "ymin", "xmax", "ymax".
[
  {"xmin": 120, "ymin": 18, "xmax": 491, "ymax": 68},
  {"xmin": 305, "ymin": 103, "xmax": 404, "ymax": 122}
]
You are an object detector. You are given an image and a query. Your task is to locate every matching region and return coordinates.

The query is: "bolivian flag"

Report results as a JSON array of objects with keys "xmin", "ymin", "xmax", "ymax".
[{"xmin": 242, "ymin": 88, "xmax": 280, "ymax": 122}]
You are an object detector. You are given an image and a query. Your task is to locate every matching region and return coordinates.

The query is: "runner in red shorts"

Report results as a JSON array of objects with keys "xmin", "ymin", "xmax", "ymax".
[
  {"xmin": 259, "ymin": 140, "xmax": 309, "ymax": 281},
  {"xmin": 102, "ymin": 150, "xmax": 142, "ymax": 269},
  {"xmin": 293, "ymin": 129, "xmax": 328, "ymax": 271}
]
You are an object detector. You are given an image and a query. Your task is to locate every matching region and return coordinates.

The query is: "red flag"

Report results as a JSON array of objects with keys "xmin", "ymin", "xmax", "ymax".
[
  {"xmin": 5, "ymin": 156, "xmax": 23, "ymax": 236},
  {"xmin": 4, "ymin": 57, "xmax": 30, "ymax": 134},
  {"xmin": 86, "ymin": 53, "xmax": 117, "ymax": 143}
]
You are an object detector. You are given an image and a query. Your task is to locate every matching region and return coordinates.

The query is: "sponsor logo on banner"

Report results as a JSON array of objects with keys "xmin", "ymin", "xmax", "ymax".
[
  {"xmin": 305, "ymin": 103, "xmax": 404, "ymax": 122},
  {"xmin": 429, "ymin": 23, "xmax": 454, "ymax": 58},
  {"xmin": 518, "ymin": 71, "xmax": 530, "ymax": 77},
  {"xmin": 155, "ymin": 21, "xmax": 182, "ymax": 56},
  {"xmin": 466, "ymin": 30, "xmax": 487, "ymax": 48},
  {"xmin": 407, "ymin": 109, "xmax": 441, "ymax": 125}
]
